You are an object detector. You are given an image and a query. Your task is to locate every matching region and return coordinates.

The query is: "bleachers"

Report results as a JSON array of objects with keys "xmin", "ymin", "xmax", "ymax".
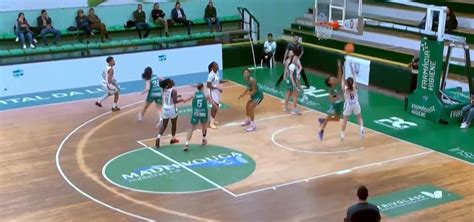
[
  {"xmin": 285, "ymin": 3, "xmax": 474, "ymax": 78},
  {"xmin": 0, "ymin": 15, "xmax": 245, "ymax": 58}
]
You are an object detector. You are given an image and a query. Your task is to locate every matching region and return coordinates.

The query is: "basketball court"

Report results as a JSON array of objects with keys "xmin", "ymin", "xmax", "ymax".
[
  {"xmin": 1, "ymin": 0, "xmax": 474, "ymax": 221},
  {"xmin": 1, "ymin": 65, "xmax": 472, "ymax": 221}
]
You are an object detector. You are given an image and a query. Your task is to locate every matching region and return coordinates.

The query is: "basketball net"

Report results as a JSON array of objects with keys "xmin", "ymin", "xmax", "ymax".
[{"xmin": 315, "ymin": 22, "xmax": 335, "ymax": 40}]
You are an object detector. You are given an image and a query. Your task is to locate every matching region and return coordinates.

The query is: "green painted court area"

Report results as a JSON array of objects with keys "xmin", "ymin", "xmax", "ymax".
[
  {"xmin": 103, "ymin": 145, "xmax": 255, "ymax": 193},
  {"xmin": 223, "ymin": 65, "xmax": 474, "ymax": 164},
  {"xmin": 369, "ymin": 184, "xmax": 462, "ymax": 217}
]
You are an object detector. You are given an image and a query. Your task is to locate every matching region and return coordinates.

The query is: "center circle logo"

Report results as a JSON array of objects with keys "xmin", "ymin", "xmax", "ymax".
[{"xmin": 103, "ymin": 144, "xmax": 256, "ymax": 194}]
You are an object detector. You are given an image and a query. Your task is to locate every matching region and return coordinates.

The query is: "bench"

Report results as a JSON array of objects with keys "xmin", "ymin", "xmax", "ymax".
[{"xmin": 0, "ymin": 15, "xmax": 242, "ymax": 43}]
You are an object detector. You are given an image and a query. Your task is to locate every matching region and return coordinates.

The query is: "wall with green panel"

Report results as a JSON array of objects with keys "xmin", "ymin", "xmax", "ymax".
[{"xmin": 223, "ymin": 40, "xmax": 414, "ymax": 93}]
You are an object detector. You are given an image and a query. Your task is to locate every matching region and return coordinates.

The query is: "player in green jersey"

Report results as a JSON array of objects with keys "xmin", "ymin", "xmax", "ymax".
[
  {"xmin": 138, "ymin": 67, "xmax": 163, "ymax": 126},
  {"xmin": 184, "ymin": 83, "xmax": 210, "ymax": 151},
  {"xmin": 238, "ymin": 69, "xmax": 264, "ymax": 132},
  {"xmin": 318, "ymin": 59, "xmax": 344, "ymax": 140}
]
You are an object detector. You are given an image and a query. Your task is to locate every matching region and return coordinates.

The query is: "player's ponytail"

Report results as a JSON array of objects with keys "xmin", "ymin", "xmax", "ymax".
[
  {"xmin": 208, "ymin": 61, "xmax": 216, "ymax": 73},
  {"xmin": 159, "ymin": 78, "xmax": 170, "ymax": 89},
  {"xmin": 197, "ymin": 82, "xmax": 204, "ymax": 90},
  {"xmin": 346, "ymin": 77, "xmax": 354, "ymax": 91},
  {"xmin": 142, "ymin": 66, "xmax": 153, "ymax": 80}
]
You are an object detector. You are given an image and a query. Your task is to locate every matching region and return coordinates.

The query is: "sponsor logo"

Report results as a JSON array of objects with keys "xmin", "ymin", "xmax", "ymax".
[
  {"xmin": 410, "ymin": 104, "xmax": 436, "ymax": 117},
  {"xmin": 374, "ymin": 117, "xmax": 418, "ymax": 130},
  {"xmin": 104, "ymin": 145, "xmax": 256, "ymax": 193},
  {"xmin": 370, "ymin": 184, "xmax": 462, "ymax": 218},
  {"xmin": 448, "ymin": 147, "xmax": 474, "ymax": 160},
  {"xmin": 257, "ymin": 84, "xmax": 323, "ymax": 107},
  {"xmin": 0, "ymin": 87, "xmax": 107, "ymax": 105},
  {"xmin": 419, "ymin": 40, "xmax": 438, "ymax": 92},
  {"xmin": 158, "ymin": 54, "xmax": 167, "ymax": 62},
  {"xmin": 450, "ymin": 109, "xmax": 463, "ymax": 119},
  {"xmin": 12, "ymin": 69, "xmax": 24, "ymax": 78},
  {"xmin": 123, "ymin": 152, "xmax": 248, "ymax": 183}
]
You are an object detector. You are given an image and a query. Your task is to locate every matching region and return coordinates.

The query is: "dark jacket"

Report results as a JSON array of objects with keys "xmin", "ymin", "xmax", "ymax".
[
  {"xmin": 75, "ymin": 16, "xmax": 89, "ymax": 27},
  {"xmin": 133, "ymin": 10, "xmax": 146, "ymax": 23},
  {"xmin": 204, "ymin": 6, "xmax": 217, "ymax": 18},
  {"xmin": 17, "ymin": 19, "xmax": 31, "ymax": 32},
  {"xmin": 37, "ymin": 15, "xmax": 53, "ymax": 30},
  {"xmin": 151, "ymin": 9, "xmax": 165, "ymax": 21},
  {"xmin": 171, "ymin": 8, "xmax": 186, "ymax": 20},
  {"xmin": 446, "ymin": 11, "xmax": 458, "ymax": 32}
]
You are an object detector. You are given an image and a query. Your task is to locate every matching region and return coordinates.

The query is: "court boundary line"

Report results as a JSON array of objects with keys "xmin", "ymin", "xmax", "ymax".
[
  {"xmin": 228, "ymin": 80, "xmax": 474, "ymax": 166},
  {"xmin": 101, "ymin": 147, "xmax": 219, "ymax": 195},
  {"xmin": 55, "ymin": 101, "xmax": 154, "ymax": 221},
  {"xmin": 271, "ymin": 125, "xmax": 364, "ymax": 154},
  {"xmin": 233, "ymin": 150, "xmax": 433, "ymax": 197},
  {"xmin": 55, "ymin": 84, "xmax": 235, "ymax": 221},
  {"xmin": 136, "ymin": 141, "xmax": 238, "ymax": 197}
]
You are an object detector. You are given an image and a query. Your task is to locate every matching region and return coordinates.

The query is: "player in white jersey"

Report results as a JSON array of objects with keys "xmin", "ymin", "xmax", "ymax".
[
  {"xmin": 283, "ymin": 50, "xmax": 303, "ymax": 115},
  {"xmin": 155, "ymin": 78, "xmax": 190, "ymax": 148},
  {"xmin": 207, "ymin": 61, "xmax": 222, "ymax": 129},
  {"xmin": 340, "ymin": 63, "xmax": 364, "ymax": 141},
  {"xmin": 95, "ymin": 56, "xmax": 120, "ymax": 111}
]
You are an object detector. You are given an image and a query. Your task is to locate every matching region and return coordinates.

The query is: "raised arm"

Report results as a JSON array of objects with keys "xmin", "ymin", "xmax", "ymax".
[
  {"xmin": 341, "ymin": 63, "xmax": 346, "ymax": 92},
  {"xmin": 336, "ymin": 59, "xmax": 343, "ymax": 82},
  {"xmin": 349, "ymin": 62, "xmax": 357, "ymax": 88}
]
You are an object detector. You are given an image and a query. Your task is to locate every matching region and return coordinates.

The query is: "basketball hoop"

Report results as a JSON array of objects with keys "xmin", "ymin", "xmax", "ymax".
[{"xmin": 315, "ymin": 21, "xmax": 339, "ymax": 40}]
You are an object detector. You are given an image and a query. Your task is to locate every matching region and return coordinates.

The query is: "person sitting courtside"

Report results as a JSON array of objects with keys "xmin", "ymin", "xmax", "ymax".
[
  {"xmin": 204, "ymin": 0, "xmax": 221, "ymax": 32},
  {"xmin": 88, "ymin": 8, "xmax": 110, "ymax": 42},
  {"xmin": 261, "ymin": 33, "xmax": 277, "ymax": 67},
  {"xmin": 76, "ymin": 9, "xmax": 93, "ymax": 43},
  {"xmin": 16, "ymin": 12, "xmax": 35, "ymax": 49},
  {"xmin": 344, "ymin": 186, "xmax": 381, "ymax": 222},
  {"xmin": 172, "ymin": 1, "xmax": 193, "ymax": 35},
  {"xmin": 133, "ymin": 4, "xmax": 151, "ymax": 39},
  {"xmin": 151, "ymin": 3, "xmax": 169, "ymax": 37},
  {"xmin": 460, "ymin": 94, "xmax": 474, "ymax": 129},
  {"xmin": 37, "ymin": 9, "xmax": 61, "ymax": 46}
]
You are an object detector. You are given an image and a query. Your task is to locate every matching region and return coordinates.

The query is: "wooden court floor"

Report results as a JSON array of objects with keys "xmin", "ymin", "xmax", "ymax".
[{"xmin": 0, "ymin": 82, "xmax": 473, "ymax": 221}]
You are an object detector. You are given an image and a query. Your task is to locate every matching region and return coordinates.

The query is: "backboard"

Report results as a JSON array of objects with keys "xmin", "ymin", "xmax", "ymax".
[{"xmin": 314, "ymin": 0, "xmax": 364, "ymax": 35}]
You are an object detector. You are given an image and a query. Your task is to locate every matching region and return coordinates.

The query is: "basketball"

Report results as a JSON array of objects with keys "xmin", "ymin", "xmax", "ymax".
[{"xmin": 344, "ymin": 42, "xmax": 355, "ymax": 53}]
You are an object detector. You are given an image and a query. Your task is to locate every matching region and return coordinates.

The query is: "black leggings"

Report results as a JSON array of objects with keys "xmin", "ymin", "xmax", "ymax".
[{"xmin": 276, "ymin": 68, "xmax": 310, "ymax": 88}]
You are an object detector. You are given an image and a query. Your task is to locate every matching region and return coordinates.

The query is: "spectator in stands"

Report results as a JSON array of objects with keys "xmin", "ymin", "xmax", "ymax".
[
  {"xmin": 76, "ymin": 9, "xmax": 93, "ymax": 42},
  {"xmin": 16, "ymin": 12, "xmax": 35, "ymax": 49},
  {"xmin": 88, "ymin": 8, "xmax": 110, "ymax": 42},
  {"xmin": 133, "ymin": 4, "xmax": 151, "ymax": 39},
  {"xmin": 261, "ymin": 33, "xmax": 277, "ymax": 67},
  {"xmin": 445, "ymin": 7, "xmax": 458, "ymax": 32},
  {"xmin": 344, "ymin": 186, "xmax": 381, "ymax": 222},
  {"xmin": 460, "ymin": 94, "xmax": 474, "ymax": 129},
  {"xmin": 37, "ymin": 9, "xmax": 61, "ymax": 46},
  {"xmin": 204, "ymin": 0, "xmax": 221, "ymax": 32},
  {"xmin": 408, "ymin": 55, "xmax": 419, "ymax": 91},
  {"xmin": 172, "ymin": 1, "xmax": 193, "ymax": 35},
  {"xmin": 417, "ymin": 7, "xmax": 458, "ymax": 33},
  {"xmin": 151, "ymin": 3, "xmax": 169, "ymax": 37}
]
